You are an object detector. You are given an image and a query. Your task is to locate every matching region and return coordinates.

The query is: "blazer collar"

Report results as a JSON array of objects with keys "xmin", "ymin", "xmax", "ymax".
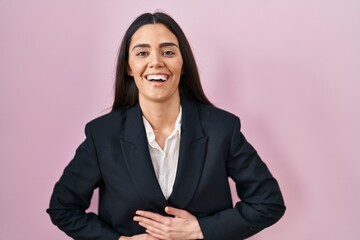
[
  {"xmin": 167, "ymin": 97, "xmax": 208, "ymax": 208},
  {"xmin": 121, "ymin": 104, "xmax": 168, "ymax": 213},
  {"xmin": 121, "ymin": 98, "xmax": 208, "ymax": 211}
]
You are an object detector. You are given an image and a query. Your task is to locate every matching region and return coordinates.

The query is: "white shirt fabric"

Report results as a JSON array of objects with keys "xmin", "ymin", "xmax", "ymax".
[{"xmin": 142, "ymin": 108, "xmax": 182, "ymax": 199}]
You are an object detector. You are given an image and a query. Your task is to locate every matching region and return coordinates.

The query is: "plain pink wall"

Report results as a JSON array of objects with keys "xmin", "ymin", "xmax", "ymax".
[{"xmin": 1, "ymin": 1, "xmax": 359, "ymax": 239}]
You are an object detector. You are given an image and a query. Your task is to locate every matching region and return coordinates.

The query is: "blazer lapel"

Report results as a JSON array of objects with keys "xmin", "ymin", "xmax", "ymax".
[
  {"xmin": 168, "ymin": 98, "xmax": 208, "ymax": 209},
  {"xmin": 120, "ymin": 104, "xmax": 168, "ymax": 213}
]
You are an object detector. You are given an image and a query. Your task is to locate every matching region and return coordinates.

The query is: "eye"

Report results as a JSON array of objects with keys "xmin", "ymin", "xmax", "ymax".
[
  {"xmin": 136, "ymin": 51, "xmax": 148, "ymax": 57},
  {"xmin": 162, "ymin": 50, "xmax": 175, "ymax": 56}
]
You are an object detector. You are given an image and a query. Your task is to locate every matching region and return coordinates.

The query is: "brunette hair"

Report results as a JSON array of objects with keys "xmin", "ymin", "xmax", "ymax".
[{"xmin": 112, "ymin": 12, "xmax": 212, "ymax": 110}]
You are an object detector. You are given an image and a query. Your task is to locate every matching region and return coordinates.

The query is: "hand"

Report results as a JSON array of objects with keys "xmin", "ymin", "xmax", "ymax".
[
  {"xmin": 133, "ymin": 206, "xmax": 204, "ymax": 240},
  {"xmin": 119, "ymin": 233, "xmax": 159, "ymax": 240}
]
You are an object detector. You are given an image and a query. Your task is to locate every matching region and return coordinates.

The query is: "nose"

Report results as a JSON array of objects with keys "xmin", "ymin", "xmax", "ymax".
[{"xmin": 148, "ymin": 52, "xmax": 164, "ymax": 68}]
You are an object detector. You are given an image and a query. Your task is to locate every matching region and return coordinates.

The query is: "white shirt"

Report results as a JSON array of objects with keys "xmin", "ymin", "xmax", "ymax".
[{"xmin": 142, "ymin": 108, "xmax": 182, "ymax": 199}]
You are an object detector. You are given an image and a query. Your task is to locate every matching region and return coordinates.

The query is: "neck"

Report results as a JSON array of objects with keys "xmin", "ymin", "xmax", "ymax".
[{"xmin": 139, "ymin": 96, "xmax": 181, "ymax": 132}]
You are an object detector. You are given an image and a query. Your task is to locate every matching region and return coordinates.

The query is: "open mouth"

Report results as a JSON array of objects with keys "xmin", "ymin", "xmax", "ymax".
[{"xmin": 146, "ymin": 74, "xmax": 169, "ymax": 82}]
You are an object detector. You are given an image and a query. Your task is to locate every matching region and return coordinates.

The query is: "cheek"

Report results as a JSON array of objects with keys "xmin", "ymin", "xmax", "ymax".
[
  {"xmin": 128, "ymin": 60, "xmax": 145, "ymax": 76},
  {"xmin": 171, "ymin": 61, "xmax": 183, "ymax": 75},
  {"xmin": 133, "ymin": 76, "xmax": 143, "ymax": 88},
  {"xmin": 177, "ymin": 60, "xmax": 184, "ymax": 74}
]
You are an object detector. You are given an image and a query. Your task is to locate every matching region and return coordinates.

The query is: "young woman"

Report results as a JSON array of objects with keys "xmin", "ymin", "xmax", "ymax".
[{"xmin": 47, "ymin": 12, "xmax": 286, "ymax": 240}]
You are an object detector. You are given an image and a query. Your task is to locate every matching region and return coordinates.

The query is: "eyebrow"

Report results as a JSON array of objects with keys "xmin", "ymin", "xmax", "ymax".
[{"xmin": 131, "ymin": 42, "xmax": 179, "ymax": 51}]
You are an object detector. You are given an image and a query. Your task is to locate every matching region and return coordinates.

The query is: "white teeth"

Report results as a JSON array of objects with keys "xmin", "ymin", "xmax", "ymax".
[{"xmin": 146, "ymin": 74, "xmax": 168, "ymax": 81}]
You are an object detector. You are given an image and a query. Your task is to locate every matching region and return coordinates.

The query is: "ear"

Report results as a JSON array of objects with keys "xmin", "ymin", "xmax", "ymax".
[{"xmin": 126, "ymin": 62, "xmax": 133, "ymax": 76}]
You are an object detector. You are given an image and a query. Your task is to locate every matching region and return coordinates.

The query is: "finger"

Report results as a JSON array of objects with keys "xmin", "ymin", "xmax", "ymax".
[
  {"xmin": 129, "ymin": 233, "xmax": 159, "ymax": 240},
  {"xmin": 133, "ymin": 216, "xmax": 156, "ymax": 226},
  {"xmin": 142, "ymin": 222, "xmax": 169, "ymax": 238},
  {"xmin": 141, "ymin": 233, "xmax": 159, "ymax": 240},
  {"xmin": 165, "ymin": 206, "xmax": 195, "ymax": 219},
  {"xmin": 146, "ymin": 229, "xmax": 168, "ymax": 240},
  {"xmin": 136, "ymin": 210, "xmax": 169, "ymax": 224},
  {"xmin": 133, "ymin": 220, "xmax": 168, "ymax": 240},
  {"xmin": 134, "ymin": 215, "xmax": 170, "ymax": 231},
  {"xmin": 145, "ymin": 233, "xmax": 160, "ymax": 240}
]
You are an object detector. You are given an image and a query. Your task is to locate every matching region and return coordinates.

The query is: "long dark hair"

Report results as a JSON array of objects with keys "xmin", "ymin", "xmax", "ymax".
[{"xmin": 112, "ymin": 12, "xmax": 212, "ymax": 110}]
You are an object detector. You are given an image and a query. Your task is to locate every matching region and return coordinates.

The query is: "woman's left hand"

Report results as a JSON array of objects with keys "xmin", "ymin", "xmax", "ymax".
[{"xmin": 133, "ymin": 206, "xmax": 204, "ymax": 240}]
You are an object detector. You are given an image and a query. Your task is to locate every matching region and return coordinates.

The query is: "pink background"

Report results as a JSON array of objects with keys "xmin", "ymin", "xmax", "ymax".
[{"xmin": 1, "ymin": 1, "xmax": 359, "ymax": 239}]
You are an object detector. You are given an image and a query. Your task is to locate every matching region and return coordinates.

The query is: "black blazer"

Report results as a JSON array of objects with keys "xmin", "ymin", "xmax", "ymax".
[{"xmin": 47, "ymin": 97, "xmax": 285, "ymax": 240}]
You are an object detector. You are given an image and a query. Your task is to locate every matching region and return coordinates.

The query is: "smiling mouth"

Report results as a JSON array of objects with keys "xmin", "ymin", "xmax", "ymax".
[{"xmin": 146, "ymin": 74, "xmax": 169, "ymax": 82}]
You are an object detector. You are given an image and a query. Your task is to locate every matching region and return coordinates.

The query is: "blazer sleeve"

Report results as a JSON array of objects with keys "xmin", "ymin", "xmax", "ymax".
[
  {"xmin": 46, "ymin": 123, "xmax": 121, "ymax": 240},
  {"xmin": 197, "ymin": 117, "xmax": 286, "ymax": 239}
]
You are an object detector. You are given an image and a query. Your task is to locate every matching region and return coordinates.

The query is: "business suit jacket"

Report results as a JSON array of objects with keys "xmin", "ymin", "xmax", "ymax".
[{"xmin": 47, "ymin": 97, "xmax": 285, "ymax": 240}]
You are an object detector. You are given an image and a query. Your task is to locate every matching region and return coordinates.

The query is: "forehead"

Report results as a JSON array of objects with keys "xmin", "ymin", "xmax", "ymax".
[{"xmin": 130, "ymin": 24, "xmax": 179, "ymax": 46}]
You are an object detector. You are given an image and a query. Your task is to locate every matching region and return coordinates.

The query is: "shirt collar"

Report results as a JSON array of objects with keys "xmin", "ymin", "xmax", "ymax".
[{"xmin": 142, "ymin": 106, "xmax": 182, "ymax": 143}]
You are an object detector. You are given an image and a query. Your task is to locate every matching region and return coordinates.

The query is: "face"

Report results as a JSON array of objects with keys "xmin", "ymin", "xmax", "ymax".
[{"xmin": 127, "ymin": 24, "xmax": 183, "ymax": 104}]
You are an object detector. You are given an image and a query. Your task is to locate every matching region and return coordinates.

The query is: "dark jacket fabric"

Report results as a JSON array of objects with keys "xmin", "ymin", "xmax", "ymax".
[{"xmin": 47, "ymin": 97, "xmax": 286, "ymax": 240}]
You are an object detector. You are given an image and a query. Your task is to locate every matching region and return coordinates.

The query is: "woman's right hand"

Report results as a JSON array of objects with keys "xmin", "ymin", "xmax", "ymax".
[{"xmin": 119, "ymin": 233, "xmax": 159, "ymax": 240}]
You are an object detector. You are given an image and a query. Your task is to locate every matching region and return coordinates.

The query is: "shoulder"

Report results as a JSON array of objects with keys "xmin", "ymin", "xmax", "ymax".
[
  {"xmin": 195, "ymin": 102, "xmax": 240, "ymax": 126},
  {"xmin": 181, "ymin": 99, "xmax": 242, "ymax": 136},
  {"xmin": 84, "ymin": 108, "xmax": 127, "ymax": 137},
  {"xmin": 88, "ymin": 109, "xmax": 125, "ymax": 126},
  {"xmin": 185, "ymin": 101, "xmax": 243, "ymax": 140}
]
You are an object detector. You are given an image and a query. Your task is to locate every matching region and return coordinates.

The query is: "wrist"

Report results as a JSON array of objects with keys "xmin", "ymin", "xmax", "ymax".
[
  {"xmin": 196, "ymin": 230, "xmax": 204, "ymax": 239},
  {"xmin": 193, "ymin": 220, "xmax": 204, "ymax": 239}
]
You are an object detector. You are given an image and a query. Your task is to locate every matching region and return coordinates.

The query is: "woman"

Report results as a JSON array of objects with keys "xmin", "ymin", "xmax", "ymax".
[{"xmin": 47, "ymin": 12, "xmax": 286, "ymax": 240}]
